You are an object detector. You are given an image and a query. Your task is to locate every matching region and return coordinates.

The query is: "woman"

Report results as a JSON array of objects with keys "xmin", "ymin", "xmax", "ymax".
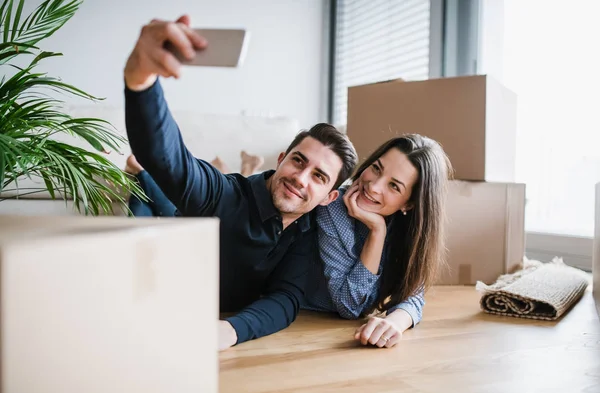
[{"xmin": 302, "ymin": 134, "xmax": 452, "ymax": 349}]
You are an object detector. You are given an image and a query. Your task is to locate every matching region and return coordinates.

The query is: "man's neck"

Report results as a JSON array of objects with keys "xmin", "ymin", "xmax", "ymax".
[{"xmin": 282, "ymin": 214, "xmax": 302, "ymax": 230}]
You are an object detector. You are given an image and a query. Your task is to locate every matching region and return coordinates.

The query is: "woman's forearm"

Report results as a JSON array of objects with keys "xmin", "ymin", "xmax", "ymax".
[
  {"xmin": 359, "ymin": 226, "xmax": 386, "ymax": 274},
  {"xmin": 385, "ymin": 308, "xmax": 414, "ymax": 333}
]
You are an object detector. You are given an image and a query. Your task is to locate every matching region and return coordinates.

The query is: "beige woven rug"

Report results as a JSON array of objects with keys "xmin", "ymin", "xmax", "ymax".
[{"xmin": 476, "ymin": 257, "xmax": 591, "ymax": 320}]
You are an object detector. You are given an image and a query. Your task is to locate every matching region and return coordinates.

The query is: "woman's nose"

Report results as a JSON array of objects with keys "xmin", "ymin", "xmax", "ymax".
[{"xmin": 368, "ymin": 178, "xmax": 385, "ymax": 194}]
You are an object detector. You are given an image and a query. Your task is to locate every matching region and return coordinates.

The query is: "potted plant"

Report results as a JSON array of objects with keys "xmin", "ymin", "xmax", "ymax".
[{"xmin": 0, "ymin": 0, "xmax": 144, "ymax": 215}]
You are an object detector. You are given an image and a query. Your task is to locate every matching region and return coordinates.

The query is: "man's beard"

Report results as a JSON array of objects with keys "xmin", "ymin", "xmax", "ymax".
[{"xmin": 272, "ymin": 195, "xmax": 298, "ymax": 214}]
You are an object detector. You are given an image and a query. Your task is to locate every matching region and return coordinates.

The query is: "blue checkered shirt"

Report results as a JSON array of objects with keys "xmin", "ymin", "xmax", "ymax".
[{"xmin": 302, "ymin": 188, "xmax": 424, "ymax": 325}]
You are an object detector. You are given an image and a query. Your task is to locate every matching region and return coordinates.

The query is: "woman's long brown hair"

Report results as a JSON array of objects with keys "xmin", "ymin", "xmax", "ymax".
[{"xmin": 355, "ymin": 135, "xmax": 453, "ymax": 316}]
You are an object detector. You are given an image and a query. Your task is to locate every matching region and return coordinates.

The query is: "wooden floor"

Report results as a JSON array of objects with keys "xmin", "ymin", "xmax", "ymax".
[{"xmin": 220, "ymin": 286, "xmax": 600, "ymax": 393}]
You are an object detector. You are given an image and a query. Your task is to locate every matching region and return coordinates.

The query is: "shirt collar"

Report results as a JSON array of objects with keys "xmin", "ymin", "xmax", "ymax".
[{"xmin": 250, "ymin": 170, "xmax": 312, "ymax": 232}]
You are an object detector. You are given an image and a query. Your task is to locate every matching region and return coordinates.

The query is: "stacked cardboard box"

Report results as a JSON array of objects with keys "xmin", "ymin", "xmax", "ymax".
[
  {"xmin": 0, "ymin": 215, "xmax": 219, "ymax": 393},
  {"xmin": 347, "ymin": 75, "xmax": 526, "ymax": 285}
]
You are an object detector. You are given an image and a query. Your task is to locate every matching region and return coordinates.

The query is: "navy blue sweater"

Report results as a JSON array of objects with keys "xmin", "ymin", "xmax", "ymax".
[{"xmin": 124, "ymin": 79, "xmax": 316, "ymax": 344}]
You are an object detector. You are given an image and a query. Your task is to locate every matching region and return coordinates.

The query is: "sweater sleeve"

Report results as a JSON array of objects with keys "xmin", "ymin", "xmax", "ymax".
[
  {"xmin": 124, "ymin": 79, "xmax": 233, "ymax": 216},
  {"xmin": 386, "ymin": 286, "xmax": 425, "ymax": 327},
  {"xmin": 224, "ymin": 229, "xmax": 315, "ymax": 343}
]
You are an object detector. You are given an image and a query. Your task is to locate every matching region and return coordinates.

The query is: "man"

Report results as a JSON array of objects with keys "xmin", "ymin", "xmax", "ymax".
[{"xmin": 123, "ymin": 15, "xmax": 358, "ymax": 350}]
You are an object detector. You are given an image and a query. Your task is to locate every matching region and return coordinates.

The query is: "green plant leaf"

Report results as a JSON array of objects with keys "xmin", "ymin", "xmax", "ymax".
[
  {"xmin": 0, "ymin": 1, "xmax": 8, "ymax": 29},
  {"xmin": 40, "ymin": 170, "xmax": 55, "ymax": 199},
  {"xmin": 9, "ymin": 0, "xmax": 22, "ymax": 41},
  {"xmin": 0, "ymin": 140, "xmax": 5, "ymax": 187},
  {"xmin": 0, "ymin": 40, "xmax": 36, "ymax": 51},
  {"xmin": 0, "ymin": 48, "xmax": 33, "ymax": 62},
  {"xmin": 5, "ymin": 0, "xmax": 82, "ymax": 47},
  {"xmin": 30, "ymin": 49, "xmax": 60, "ymax": 65},
  {"xmin": 2, "ymin": 0, "xmax": 13, "ymax": 43},
  {"xmin": 0, "ymin": 0, "xmax": 146, "ymax": 215}
]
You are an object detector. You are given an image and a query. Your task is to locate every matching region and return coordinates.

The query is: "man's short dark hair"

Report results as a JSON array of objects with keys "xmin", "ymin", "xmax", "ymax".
[{"xmin": 284, "ymin": 123, "xmax": 358, "ymax": 190}]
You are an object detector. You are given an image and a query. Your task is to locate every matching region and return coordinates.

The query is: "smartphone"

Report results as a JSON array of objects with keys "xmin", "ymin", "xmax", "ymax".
[{"xmin": 165, "ymin": 28, "xmax": 249, "ymax": 68}]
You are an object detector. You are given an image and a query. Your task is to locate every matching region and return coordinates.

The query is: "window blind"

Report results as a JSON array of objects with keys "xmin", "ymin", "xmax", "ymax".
[{"xmin": 332, "ymin": 0, "xmax": 431, "ymax": 125}]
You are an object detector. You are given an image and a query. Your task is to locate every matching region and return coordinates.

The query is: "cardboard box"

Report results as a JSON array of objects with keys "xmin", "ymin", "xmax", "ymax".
[
  {"xmin": 594, "ymin": 182, "xmax": 600, "ymax": 317},
  {"xmin": 437, "ymin": 181, "xmax": 526, "ymax": 285},
  {"xmin": 347, "ymin": 75, "xmax": 517, "ymax": 182},
  {"xmin": 0, "ymin": 215, "xmax": 219, "ymax": 393}
]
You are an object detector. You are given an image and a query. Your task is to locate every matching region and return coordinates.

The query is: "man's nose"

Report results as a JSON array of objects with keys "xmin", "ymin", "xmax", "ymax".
[{"xmin": 293, "ymin": 169, "xmax": 310, "ymax": 188}]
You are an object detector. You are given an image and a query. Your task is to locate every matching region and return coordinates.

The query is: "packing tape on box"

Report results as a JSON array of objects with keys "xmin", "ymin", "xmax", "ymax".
[
  {"xmin": 458, "ymin": 264, "xmax": 472, "ymax": 285},
  {"xmin": 134, "ymin": 237, "xmax": 158, "ymax": 301}
]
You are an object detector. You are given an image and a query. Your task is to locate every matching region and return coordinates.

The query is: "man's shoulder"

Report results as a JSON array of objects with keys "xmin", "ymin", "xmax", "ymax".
[
  {"xmin": 193, "ymin": 159, "xmax": 254, "ymax": 197},
  {"xmin": 224, "ymin": 172, "xmax": 254, "ymax": 191},
  {"xmin": 317, "ymin": 186, "xmax": 349, "ymax": 218},
  {"xmin": 316, "ymin": 186, "xmax": 352, "ymax": 235}
]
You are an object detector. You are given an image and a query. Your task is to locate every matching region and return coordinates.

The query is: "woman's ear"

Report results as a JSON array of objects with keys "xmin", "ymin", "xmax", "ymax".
[{"xmin": 402, "ymin": 202, "xmax": 415, "ymax": 214}]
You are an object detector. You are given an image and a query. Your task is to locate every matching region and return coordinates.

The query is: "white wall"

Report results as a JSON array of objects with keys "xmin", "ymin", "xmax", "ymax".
[{"xmin": 34, "ymin": 0, "xmax": 327, "ymax": 128}]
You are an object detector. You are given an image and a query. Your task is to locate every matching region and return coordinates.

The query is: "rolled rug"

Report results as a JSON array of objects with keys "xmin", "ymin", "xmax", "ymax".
[{"xmin": 476, "ymin": 257, "xmax": 591, "ymax": 320}]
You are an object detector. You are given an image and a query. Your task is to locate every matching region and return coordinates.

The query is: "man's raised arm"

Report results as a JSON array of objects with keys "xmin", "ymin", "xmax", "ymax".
[{"xmin": 123, "ymin": 15, "xmax": 225, "ymax": 216}]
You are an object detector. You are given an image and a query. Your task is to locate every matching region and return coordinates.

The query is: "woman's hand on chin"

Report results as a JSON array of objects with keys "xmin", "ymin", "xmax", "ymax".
[{"xmin": 343, "ymin": 183, "xmax": 386, "ymax": 233}]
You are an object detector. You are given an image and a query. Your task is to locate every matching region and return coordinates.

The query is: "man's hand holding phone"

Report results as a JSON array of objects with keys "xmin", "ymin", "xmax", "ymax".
[
  {"xmin": 125, "ymin": 15, "xmax": 249, "ymax": 92},
  {"xmin": 124, "ymin": 15, "xmax": 207, "ymax": 92}
]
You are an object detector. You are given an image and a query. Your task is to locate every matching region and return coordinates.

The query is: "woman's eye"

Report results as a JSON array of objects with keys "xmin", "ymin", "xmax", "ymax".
[{"xmin": 372, "ymin": 164, "xmax": 380, "ymax": 173}]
